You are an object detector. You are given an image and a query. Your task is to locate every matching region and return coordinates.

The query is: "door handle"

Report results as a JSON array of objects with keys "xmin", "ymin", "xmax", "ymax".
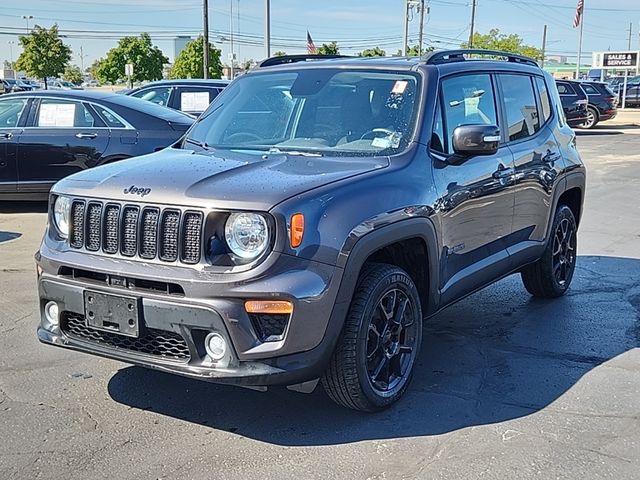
[
  {"xmin": 75, "ymin": 132, "xmax": 97, "ymax": 139},
  {"xmin": 492, "ymin": 167, "xmax": 515, "ymax": 179},
  {"xmin": 543, "ymin": 152, "xmax": 561, "ymax": 163},
  {"xmin": 0, "ymin": 132, "xmax": 13, "ymax": 140}
]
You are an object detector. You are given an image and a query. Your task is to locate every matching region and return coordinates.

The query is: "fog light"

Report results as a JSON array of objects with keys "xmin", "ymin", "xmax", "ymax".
[
  {"xmin": 205, "ymin": 332, "xmax": 227, "ymax": 361},
  {"xmin": 44, "ymin": 301, "xmax": 60, "ymax": 327}
]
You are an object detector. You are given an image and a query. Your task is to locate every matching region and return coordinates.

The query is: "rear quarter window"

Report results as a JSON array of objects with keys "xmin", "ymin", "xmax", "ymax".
[{"xmin": 105, "ymin": 94, "xmax": 194, "ymax": 124}]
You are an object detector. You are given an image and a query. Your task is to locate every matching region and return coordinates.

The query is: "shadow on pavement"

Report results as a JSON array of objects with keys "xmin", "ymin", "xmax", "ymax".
[
  {"xmin": 0, "ymin": 231, "xmax": 21, "ymax": 244},
  {"xmin": 0, "ymin": 201, "xmax": 48, "ymax": 214},
  {"xmin": 108, "ymin": 255, "xmax": 640, "ymax": 446},
  {"xmin": 575, "ymin": 130, "xmax": 625, "ymax": 136}
]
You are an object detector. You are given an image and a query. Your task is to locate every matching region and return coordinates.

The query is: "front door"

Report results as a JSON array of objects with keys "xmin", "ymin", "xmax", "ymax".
[
  {"xmin": 431, "ymin": 72, "xmax": 516, "ymax": 304},
  {"xmin": 0, "ymin": 97, "xmax": 29, "ymax": 196},
  {"xmin": 16, "ymin": 98, "xmax": 110, "ymax": 193}
]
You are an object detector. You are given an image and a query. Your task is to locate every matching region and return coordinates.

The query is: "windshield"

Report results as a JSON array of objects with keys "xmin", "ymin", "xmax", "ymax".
[{"xmin": 184, "ymin": 69, "xmax": 420, "ymax": 156}]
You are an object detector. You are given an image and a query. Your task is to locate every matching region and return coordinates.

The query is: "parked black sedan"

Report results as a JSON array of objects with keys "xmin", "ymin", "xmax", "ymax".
[
  {"xmin": 555, "ymin": 79, "xmax": 589, "ymax": 128},
  {"xmin": 577, "ymin": 81, "xmax": 618, "ymax": 129},
  {"xmin": 125, "ymin": 79, "xmax": 229, "ymax": 116},
  {"xmin": 0, "ymin": 90, "xmax": 194, "ymax": 200}
]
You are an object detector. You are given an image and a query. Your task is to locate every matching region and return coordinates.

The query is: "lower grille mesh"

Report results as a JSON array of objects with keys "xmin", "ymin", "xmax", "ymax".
[{"xmin": 62, "ymin": 313, "xmax": 191, "ymax": 361}]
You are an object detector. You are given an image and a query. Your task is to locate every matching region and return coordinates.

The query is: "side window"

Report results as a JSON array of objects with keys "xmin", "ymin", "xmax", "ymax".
[
  {"xmin": 441, "ymin": 74, "xmax": 497, "ymax": 154},
  {"xmin": 35, "ymin": 99, "xmax": 96, "ymax": 128},
  {"xmin": 535, "ymin": 77, "xmax": 552, "ymax": 123},
  {"xmin": 500, "ymin": 74, "xmax": 540, "ymax": 142},
  {"xmin": 581, "ymin": 83, "xmax": 597, "ymax": 95},
  {"xmin": 557, "ymin": 82, "xmax": 574, "ymax": 95},
  {"xmin": 0, "ymin": 98, "xmax": 28, "ymax": 128},
  {"xmin": 431, "ymin": 100, "xmax": 445, "ymax": 153},
  {"xmin": 131, "ymin": 86, "xmax": 172, "ymax": 107}
]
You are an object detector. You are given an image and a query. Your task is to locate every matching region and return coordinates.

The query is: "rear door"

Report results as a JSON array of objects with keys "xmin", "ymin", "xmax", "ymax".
[
  {"xmin": 172, "ymin": 86, "xmax": 220, "ymax": 115},
  {"xmin": 16, "ymin": 97, "xmax": 110, "ymax": 193},
  {"xmin": 0, "ymin": 96, "xmax": 29, "ymax": 195},
  {"xmin": 502, "ymin": 74, "xmax": 564, "ymax": 265}
]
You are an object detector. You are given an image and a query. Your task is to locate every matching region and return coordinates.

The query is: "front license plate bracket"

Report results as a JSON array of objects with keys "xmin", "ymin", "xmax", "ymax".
[{"xmin": 83, "ymin": 291, "xmax": 140, "ymax": 337}]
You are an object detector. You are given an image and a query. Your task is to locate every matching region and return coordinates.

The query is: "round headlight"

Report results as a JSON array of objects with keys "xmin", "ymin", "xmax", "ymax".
[
  {"xmin": 224, "ymin": 212, "xmax": 269, "ymax": 259},
  {"xmin": 53, "ymin": 196, "xmax": 71, "ymax": 239}
]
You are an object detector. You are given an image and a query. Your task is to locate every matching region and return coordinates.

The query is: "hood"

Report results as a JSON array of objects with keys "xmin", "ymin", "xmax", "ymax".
[{"xmin": 53, "ymin": 147, "xmax": 389, "ymax": 210}]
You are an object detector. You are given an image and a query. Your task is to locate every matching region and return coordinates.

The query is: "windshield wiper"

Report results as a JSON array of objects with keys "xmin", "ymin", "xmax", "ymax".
[
  {"xmin": 184, "ymin": 137, "xmax": 211, "ymax": 151},
  {"xmin": 267, "ymin": 147, "xmax": 323, "ymax": 157}
]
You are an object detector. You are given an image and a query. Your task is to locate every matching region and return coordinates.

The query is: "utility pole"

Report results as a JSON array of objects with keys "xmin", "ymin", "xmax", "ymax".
[
  {"xmin": 418, "ymin": 0, "xmax": 425, "ymax": 56},
  {"xmin": 468, "ymin": 0, "xmax": 477, "ymax": 48},
  {"xmin": 403, "ymin": 0, "xmax": 410, "ymax": 56},
  {"xmin": 203, "ymin": 0, "xmax": 210, "ymax": 79},
  {"xmin": 541, "ymin": 24, "xmax": 547, "ymax": 68},
  {"xmin": 628, "ymin": 22, "xmax": 633, "ymax": 50},
  {"xmin": 264, "ymin": 0, "xmax": 271, "ymax": 58}
]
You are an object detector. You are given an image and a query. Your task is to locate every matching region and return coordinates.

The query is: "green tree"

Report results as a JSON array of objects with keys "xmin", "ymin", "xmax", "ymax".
[
  {"xmin": 15, "ymin": 24, "xmax": 72, "ymax": 89},
  {"xmin": 359, "ymin": 47, "xmax": 386, "ymax": 57},
  {"xmin": 169, "ymin": 36, "xmax": 223, "ymax": 79},
  {"xmin": 88, "ymin": 58, "xmax": 104, "ymax": 81},
  {"xmin": 395, "ymin": 45, "xmax": 433, "ymax": 57},
  {"xmin": 97, "ymin": 33, "xmax": 168, "ymax": 83},
  {"xmin": 273, "ymin": 51, "xmax": 287, "ymax": 57},
  {"xmin": 317, "ymin": 42, "xmax": 339, "ymax": 55},
  {"xmin": 63, "ymin": 64, "xmax": 84, "ymax": 85},
  {"xmin": 462, "ymin": 29, "xmax": 542, "ymax": 61}
]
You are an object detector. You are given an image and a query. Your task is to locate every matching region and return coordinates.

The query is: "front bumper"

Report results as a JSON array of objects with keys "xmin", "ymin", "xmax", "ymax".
[{"xmin": 36, "ymin": 249, "xmax": 350, "ymax": 387}]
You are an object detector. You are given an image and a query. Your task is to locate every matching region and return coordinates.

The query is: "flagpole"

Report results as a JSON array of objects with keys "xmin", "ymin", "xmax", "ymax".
[{"xmin": 576, "ymin": 0, "xmax": 585, "ymax": 79}]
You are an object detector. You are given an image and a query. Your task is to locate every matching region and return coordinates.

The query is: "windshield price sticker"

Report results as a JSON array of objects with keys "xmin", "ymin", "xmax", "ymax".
[{"xmin": 392, "ymin": 80, "xmax": 408, "ymax": 94}]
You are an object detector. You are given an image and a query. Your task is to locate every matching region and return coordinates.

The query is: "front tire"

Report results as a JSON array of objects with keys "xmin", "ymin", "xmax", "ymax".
[
  {"xmin": 521, "ymin": 205, "xmax": 577, "ymax": 298},
  {"xmin": 322, "ymin": 264, "xmax": 423, "ymax": 412}
]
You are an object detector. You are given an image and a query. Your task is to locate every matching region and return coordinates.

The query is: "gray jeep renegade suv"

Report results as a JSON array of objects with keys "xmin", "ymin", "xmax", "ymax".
[{"xmin": 36, "ymin": 50, "xmax": 585, "ymax": 412}]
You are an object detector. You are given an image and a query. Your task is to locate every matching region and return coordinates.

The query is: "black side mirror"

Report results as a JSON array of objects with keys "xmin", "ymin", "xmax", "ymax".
[{"xmin": 451, "ymin": 124, "xmax": 500, "ymax": 159}]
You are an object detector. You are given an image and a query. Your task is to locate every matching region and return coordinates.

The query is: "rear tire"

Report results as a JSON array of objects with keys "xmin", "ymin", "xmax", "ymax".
[
  {"xmin": 521, "ymin": 205, "xmax": 577, "ymax": 298},
  {"xmin": 580, "ymin": 106, "xmax": 599, "ymax": 129},
  {"xmin": 321, "ymin": 263, "xmax": 423, "ymax": 412}
]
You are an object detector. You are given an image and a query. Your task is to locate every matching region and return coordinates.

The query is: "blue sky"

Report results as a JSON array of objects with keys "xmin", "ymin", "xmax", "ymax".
[{"xmin": 3, "ymin": 0, "xmax": 640, "ymax": 70}]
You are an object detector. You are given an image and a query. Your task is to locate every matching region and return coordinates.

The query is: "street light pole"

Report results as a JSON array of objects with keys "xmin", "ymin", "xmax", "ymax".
[
  {"xmin": 203, "ymin": 0, "xmax": 210, "ymax": 79},
  {"xmin": 541, "ymin": 24, "xmax": 547, "ymax": 68},
  {"xmin": 264, "ymin": 0, "xmax": 271, "ymax": 58},
  {"xmin": 22, "ymin": 15, "xmax": 33, "ymax": 34},
  {"xmin": 229, "ymin": 0, "xmax": 235, "ymax": 79},
  {"xmin": 8, "ymin": 41, "xmax": 15, "ymax": 65}
]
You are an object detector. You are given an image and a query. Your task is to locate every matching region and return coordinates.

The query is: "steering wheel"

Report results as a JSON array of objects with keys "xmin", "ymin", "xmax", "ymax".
[
  {"xmin": 360, "ymin": 128, "xmax": 396, "ymax": 140},
  {"xmin": 225, "ymin": 132, "xmax": 263, "ymax": 143}
]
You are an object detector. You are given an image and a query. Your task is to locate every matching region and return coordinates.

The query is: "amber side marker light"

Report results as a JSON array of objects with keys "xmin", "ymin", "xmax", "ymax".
[
  {"xmin": 245, "ymin": 300, "xmax": 294, "ymax": 315},
  {"xmin": 290, "ymin": 213, "xmax": 304, "ymax": 248}
]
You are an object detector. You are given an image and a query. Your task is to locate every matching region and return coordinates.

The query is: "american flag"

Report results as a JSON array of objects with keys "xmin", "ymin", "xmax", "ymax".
[
  {"xmin": 307, "ymin": 31, "xmax": 317, "ymax": 54},
  {"xmin": 573, "ymin": 0, "xmax": 584, "ymax": 28}
]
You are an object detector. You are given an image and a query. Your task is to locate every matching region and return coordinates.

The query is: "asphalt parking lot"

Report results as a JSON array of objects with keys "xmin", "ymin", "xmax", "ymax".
[{"xmin": 1, "ymin": 118, "xmax": 639, "ymax": 479}]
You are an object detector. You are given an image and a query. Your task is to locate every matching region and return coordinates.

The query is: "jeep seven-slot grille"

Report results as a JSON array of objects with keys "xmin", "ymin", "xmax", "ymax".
[{"xmin": 69, "ymin": 200, "xmax": 203, "ymax": 264}]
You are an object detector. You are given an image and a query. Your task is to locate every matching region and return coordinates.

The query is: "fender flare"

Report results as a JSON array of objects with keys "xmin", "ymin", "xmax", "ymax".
[{"xmin": 333, "ymin": 217, "xmax": 440, "ymax": 312}]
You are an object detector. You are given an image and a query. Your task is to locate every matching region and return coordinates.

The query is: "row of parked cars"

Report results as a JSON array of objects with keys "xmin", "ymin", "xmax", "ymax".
[
  {"xmin": 0, "ymin": 78, "xmax": 229, "ymax": 200},
  {"xmin": 556, "ymin": 79, "xmax": 619, "ymax": 129}
]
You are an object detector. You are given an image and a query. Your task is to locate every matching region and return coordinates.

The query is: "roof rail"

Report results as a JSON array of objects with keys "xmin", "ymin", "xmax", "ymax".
[
  {"xmin": 424, "ymin": 49, "xmax": 539, "ymax": 67},
  {"xmin": 257, "ymin": 54, "xmax": 352, "ymax": 68}
]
